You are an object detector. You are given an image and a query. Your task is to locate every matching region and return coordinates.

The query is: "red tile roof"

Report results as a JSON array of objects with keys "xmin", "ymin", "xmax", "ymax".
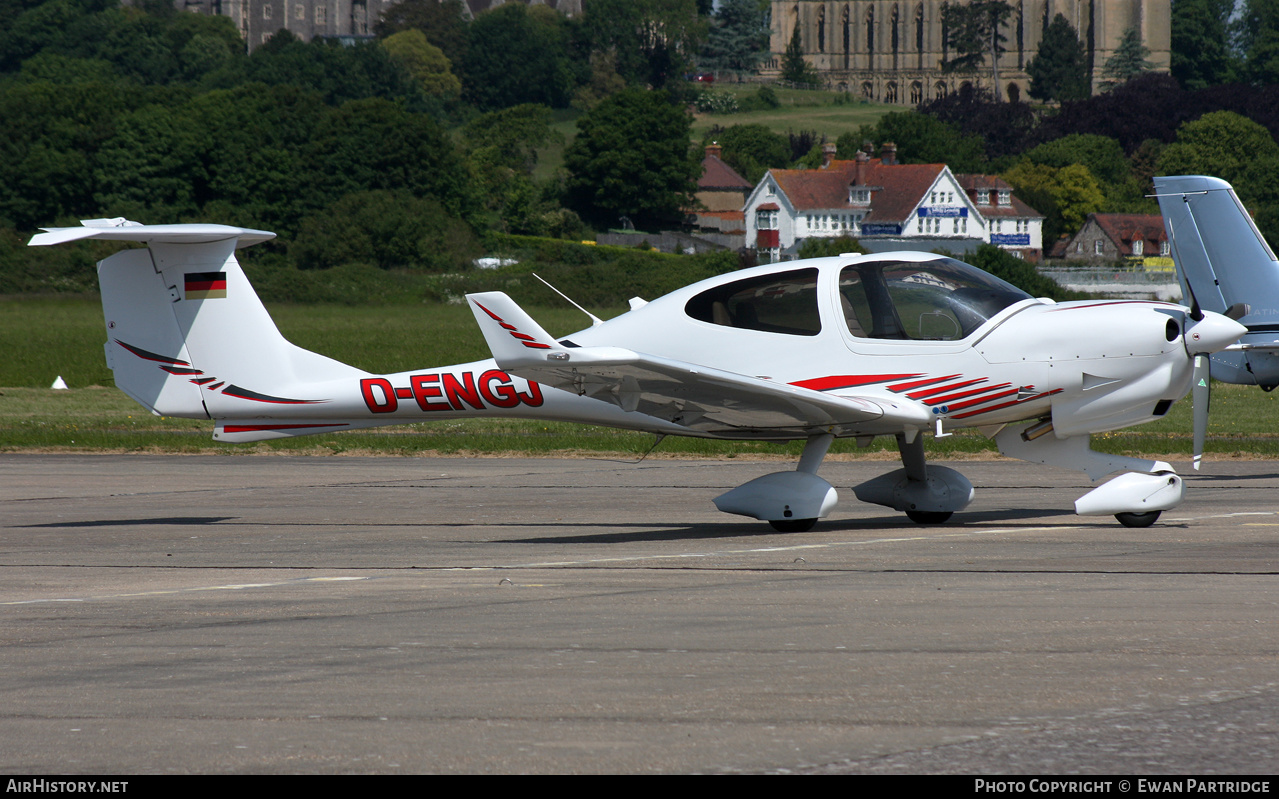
[
  {"xmin": 699, "ymin": 153, "xmax": 752, "ymax": 191},
  {"xmin": 1091, "ymin": 214, "xmax": 1167, "ymax": 250},
  {"xmin": 769, "ymin": 160, "xmax": 946, "ymax": 224}
]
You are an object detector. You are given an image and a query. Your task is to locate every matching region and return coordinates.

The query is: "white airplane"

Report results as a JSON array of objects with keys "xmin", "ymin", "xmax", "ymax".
[{"xmin": 31, "ymin": 218, "xmax": 1245, "ymax": 530}]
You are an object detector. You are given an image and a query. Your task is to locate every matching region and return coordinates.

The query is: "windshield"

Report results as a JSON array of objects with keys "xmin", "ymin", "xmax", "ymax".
[{"xmin": 839, "ymin": 258, "xmax": 1031, "ymax": 340}]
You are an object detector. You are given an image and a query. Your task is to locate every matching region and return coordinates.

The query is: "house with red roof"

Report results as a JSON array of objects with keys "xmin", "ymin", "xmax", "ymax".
[
  {"xmin": 690, "ymin": 143, "xmax": 752, "ymax": 240},
  {"xmin": 1057, "ymin": 213, "xmax": 1170, "ymax": 264},
  {"xmin": 743, "ymin": 143, "xmax": 1044, "ymax": 263}
]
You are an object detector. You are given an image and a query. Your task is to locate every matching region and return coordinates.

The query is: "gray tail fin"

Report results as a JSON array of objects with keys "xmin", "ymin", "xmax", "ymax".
[{"xmin": 1154, "ymin": 175, "xmax": 1279, "ymax": 320}]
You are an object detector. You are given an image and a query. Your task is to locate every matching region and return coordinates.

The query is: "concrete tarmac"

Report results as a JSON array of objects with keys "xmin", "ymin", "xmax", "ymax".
[{"xmin": 1, "ymin": 454, "xmax": 1276, "ymax": 774}]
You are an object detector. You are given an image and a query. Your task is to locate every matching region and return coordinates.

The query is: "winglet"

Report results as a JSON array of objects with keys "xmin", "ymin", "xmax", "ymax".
[{"xmin": 467, "ymin": 291, "xmax": 566, "ymax": 368}]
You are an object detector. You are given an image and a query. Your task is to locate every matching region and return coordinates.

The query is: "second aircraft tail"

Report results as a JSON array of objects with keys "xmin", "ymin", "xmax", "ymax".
[{"xmin": 1154, "ymin": 175, "xmax": 1279, "ymax": 387}]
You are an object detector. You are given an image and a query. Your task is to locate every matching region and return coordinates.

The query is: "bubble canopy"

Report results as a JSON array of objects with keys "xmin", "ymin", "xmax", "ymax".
[{"xmin": 684, "ymin": 256, "xmax": 1033, "ymax": 341}]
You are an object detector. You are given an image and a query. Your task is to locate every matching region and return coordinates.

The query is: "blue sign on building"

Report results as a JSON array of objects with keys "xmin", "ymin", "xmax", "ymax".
[
  {"xmin": 990, "ymin": 234, "xmax": 1031, "ymax": 246},
  {"xmin": 861, "ymin": 224, "xmax": 903, "ymax": 236},
  {"xmin": 917, "ymin": 206, "xmax": 968, "ymax": 218}
]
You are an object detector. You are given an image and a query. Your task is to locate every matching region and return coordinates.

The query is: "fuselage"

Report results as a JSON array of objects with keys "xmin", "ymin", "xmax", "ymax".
[{"xmin": 206, "ymin": 252, "xmax": 1240, "ymax": 444}]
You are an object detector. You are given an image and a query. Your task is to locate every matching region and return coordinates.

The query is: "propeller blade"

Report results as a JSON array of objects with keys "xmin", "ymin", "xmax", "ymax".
[
  {"xmin": 1192, "ymin": 354, "xmax": 1211, "ymax": 471},
  {"xmin": 1224, "ymin": 302, "xmax": 1250, "ymax": 321},
  {"xmin": 1183, "ymin": 276, "xmax": 1205, "ymax": 322}
]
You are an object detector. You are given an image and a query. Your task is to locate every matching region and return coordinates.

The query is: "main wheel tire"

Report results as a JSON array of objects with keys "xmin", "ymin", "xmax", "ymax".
[
  {"xmin": 1115, "ymin": 511, "xmax": 1161, "ymax": 528},
  {"xmin": 769, "ymin": 517, "xmax": 817, "ymax": 532},
  {"xmin": 906, "ymin": 510, "xmax": 953, "ymax": 524}
]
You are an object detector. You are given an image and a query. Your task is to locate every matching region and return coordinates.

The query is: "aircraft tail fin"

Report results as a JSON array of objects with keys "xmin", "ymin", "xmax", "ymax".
[
  {"xmin": 30, "ymin": 220, "xmax": 364, "ymax": 418},
  {"xmin": 466, "ymin": 291, "xmax": 568, "ymax": 369},
  {"xmin": 1154, "ymin": 176, "xmax": 1279, "ymax": 322}
]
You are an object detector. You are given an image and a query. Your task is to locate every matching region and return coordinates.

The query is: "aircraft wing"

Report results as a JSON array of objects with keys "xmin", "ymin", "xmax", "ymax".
[{"xmin": 467, "ymin": 292, "xmax": 928, "ymax": 437}]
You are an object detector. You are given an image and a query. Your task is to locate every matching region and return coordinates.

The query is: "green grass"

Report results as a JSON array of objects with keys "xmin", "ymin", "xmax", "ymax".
[
  {"xmin": 4, "ymin": 296, "xmax": 1279, "ymax": 461},
  {"xmin": 522, "ymin": 90, "xmax": 897, "ymax": 185},
  {"xmin": 690, "ymin": 85, "xmax": 898, "ymax": 143},
  {"xmin": 0, "ymin": 296, "xmax": 618, "ymax": 387}
]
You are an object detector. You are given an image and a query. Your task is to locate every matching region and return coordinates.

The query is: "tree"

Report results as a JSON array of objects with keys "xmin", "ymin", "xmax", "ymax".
[
  {"xmin": 1025, "ymin": 133, "xmax": 1146, "ymax": 212},
  {"xmin": 461, "ymin": 104, "xmax": 563, "ymax": 232},
  {"xmin": 1035, "ymin": 72, "xmax": 1191, "ymax": 154},
  {"xmin": 707, "ymin": 123, "xmax": 790, "ymax": 184},
  {"xmin": 840, "ymin": 111, "xmax": 986, "ymax": 173},
  {"xmin": 1170, "ymin": 0, "xmax": 1239, "ymax": 89},
  {"xmin": 1233, "ymin": 0, "xmax": 1279, "ymax": 84},
  {"xmin": 698, "ymin": 0, "xmax": 769, "ymax": 75},
  {"xmin": 780, "ymin": 23, "xmax": 818, "ymax": 84},
  {"xmin": 1155, "ymin": 111, "xmax": 1279, "ymax": 187},
  {"xmin": 940, "ymin": 0, "xmax": 1014, "ymax": 101},
  {"xmin": 460, "ymin": 3, "xmax": 579, "ymax": 111},
  {"xmin": 1026, "ymin": 13, "xmax": 1090, "ymax": 102},
  {"xmin": 381, "ymin": 28, "xmax": 461, "ymax": 99},
  {"xmin": 563, "ymin": 89, "xmax": 700, "ymax": 231},
  {"xmin": 1100, "ymin": 27, "xmax": 1155, "ymax": 90},
  {"xmin": 290, "ymin": 190, "xmax": 479, "ymax": 271},
  {"xmin": 582, "ymin": 0, "xmax": 707, "ymax": 89},
  {"xmin": 1002, "ymin": 160, "xmax": 1104, "ymax": 243},
  {"xmin": 374, "ymin": 0, "xmax": 469, "ymax": 69},
  {"xmin": 918, "ymin": 83, "xmax": 1036, "ymax": 160},
  {"xmin": 1025, "ymin": 134, "xmax": 1129, "ymax": 186}
]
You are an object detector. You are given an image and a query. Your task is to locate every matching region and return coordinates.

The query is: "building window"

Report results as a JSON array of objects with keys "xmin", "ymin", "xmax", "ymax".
[
  {"xmin": 1132, "ymin": 240, "xmax": 1144, "ymax": 256},
  {"xmin": 295, "ymin": 4, "xmax": 305, "ymax": 20},
  {"xmin": 263, "ymin": 3, "xmax": 272, "ymax": 19},
  {"xmin": 1160, "ymin": 241, "xmax": 1170, "ymax": 256},
  {"xmin": 316, "ymin": 5, "xmax": 326, "ymax": 24},
  {"xmin": 1094, "ymin": 240, "xmax": 1105, "ymax": 255},
  {"xmin": 998, "ymin": 189, "xmax": 1011, "ymax": 206}
]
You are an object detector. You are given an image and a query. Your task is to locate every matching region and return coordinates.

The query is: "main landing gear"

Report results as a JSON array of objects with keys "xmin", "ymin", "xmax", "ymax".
[
  {"xmin": 713, "ymin": 431, "xmax": 975, "ymax": 531},
  {"xmin": 713, "ymin": 434, "xmax": 838, "ymax": 532},
  {"xmin": 853, "ymin": 432, "xmax": 975, "ymax": 524}
]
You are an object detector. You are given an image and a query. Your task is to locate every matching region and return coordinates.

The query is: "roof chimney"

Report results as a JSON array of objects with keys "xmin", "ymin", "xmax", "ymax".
[
  {"xmin": 705, "ymin": 142, "xmax": 722, "ymax": 160},
  {"xmin": 881, "ymin": 142, "xmax": 897, "ymax": 166},
  {"xmin": 821, "ymin": 141, "xmax": 837, "ymax": 169},
  {"xmin": 854, "ymin": 150, "xmax": 869, "ymax": 186}
]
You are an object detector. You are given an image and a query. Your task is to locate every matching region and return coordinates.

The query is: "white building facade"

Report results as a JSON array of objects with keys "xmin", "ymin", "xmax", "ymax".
[{"xmin": 744, "ymin": 148, "xmax": 1044, "ymax": 262}]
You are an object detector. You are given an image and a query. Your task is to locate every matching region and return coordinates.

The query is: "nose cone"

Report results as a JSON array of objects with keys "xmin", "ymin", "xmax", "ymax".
[{"xmin": 1184, "ymin": 312, "xmax": 1247, "ymax": 355}]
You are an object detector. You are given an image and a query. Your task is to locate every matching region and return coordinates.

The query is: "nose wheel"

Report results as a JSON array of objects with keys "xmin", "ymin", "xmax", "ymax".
[
  {"xmin": 1115, "ymin": 511, "xmax": 1161, "ymax": 528},
  {"xmin": 906, "ymin": 510, "xmax": 953, "ymax": 524},
  {"xmin": 769, "ymin": 517, "xmax": 817, "ymax": 533}
]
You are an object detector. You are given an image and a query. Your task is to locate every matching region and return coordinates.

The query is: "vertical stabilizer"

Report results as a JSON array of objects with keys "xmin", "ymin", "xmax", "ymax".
[
  {"xmin": 1154, "ymin": 175, "xmax": 1279, "ymax": 320},
  {"xmin": 1155, "ymin": 176, "xmax": 1279, "ymax": 387},
  {"xmin": 30, "ymin": 221, "xmax": 366, "ymax": 418}
]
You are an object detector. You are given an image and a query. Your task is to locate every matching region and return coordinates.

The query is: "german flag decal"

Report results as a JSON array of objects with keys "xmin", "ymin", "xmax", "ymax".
[{"xmin": 185, "ymin": 271, "xmax": 227, "ymax": 300}]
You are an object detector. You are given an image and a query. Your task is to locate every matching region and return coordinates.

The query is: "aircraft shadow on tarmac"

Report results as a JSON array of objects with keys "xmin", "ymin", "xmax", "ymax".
[
  {"xmin": 498, "ymin": 506, "xmax": 1082, "ymax": 545},
  {"xmin": 17, "ymin": 516, "xmax": 236, "ymax": 528}
]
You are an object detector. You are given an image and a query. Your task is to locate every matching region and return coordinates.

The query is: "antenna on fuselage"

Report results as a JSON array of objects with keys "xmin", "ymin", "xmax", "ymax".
[{"xmin": 533, "ymin": 273, "xmax": 604, "ymax": 327}]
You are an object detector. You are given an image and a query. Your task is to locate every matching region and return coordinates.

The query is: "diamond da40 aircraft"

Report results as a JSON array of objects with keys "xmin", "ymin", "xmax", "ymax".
[{"xmin": 31, "ymin": 219, "xmax": 1245, "ymax": 530}]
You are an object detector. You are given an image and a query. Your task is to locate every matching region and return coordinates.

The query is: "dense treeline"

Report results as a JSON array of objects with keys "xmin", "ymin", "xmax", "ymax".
[
  {"xmin": 9, "ymin": 0, "xmax": 1279, "ymax": 299},
  {"xmin": 704, "ymin": 0, "xmax": 1279, "ymax": 249},
  {"xmin": 0, "ymin": 0, "xmax": 725, "ymax": 294}
]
